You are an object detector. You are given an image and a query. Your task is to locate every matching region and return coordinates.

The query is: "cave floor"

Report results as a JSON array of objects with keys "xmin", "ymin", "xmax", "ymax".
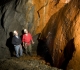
[{"xmin": 0, "ymin": 53, "xmax": 60, "ymax": 70}]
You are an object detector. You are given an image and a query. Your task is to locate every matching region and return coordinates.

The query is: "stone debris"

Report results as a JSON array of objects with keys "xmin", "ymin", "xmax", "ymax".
[{"xmin": 0, "ymin": 55, "xmax": 62, "ymax": 70}]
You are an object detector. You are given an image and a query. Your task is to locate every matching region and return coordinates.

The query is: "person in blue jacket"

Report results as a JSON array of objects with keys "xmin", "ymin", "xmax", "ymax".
[{"xmin": 12, "ymin": 30, "xmax": 23, "ymax": 57}]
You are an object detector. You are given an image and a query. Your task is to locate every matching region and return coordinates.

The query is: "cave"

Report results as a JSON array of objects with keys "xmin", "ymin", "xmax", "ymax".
[{"xmin": 0, "ymin": 0, "xmax": 80, "ymax": 70}]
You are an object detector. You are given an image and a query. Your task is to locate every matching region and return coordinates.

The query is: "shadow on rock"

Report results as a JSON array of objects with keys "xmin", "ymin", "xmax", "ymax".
[
  {"xmin": 37, "ymin": 33, "xmax": 54, "ymax": 66},
  {"xmin": 6, "ymin": 32, "xmax": 15, "ymax": 57},
  {"xmin": 60, "ymin": 38, "xmax": 76, "ymax": 70}
]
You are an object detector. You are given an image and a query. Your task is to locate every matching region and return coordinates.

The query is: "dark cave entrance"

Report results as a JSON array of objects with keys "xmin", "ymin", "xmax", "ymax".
[{"xmin": 37, "ymin": 37, "xmax": 54, "ymax": 66}]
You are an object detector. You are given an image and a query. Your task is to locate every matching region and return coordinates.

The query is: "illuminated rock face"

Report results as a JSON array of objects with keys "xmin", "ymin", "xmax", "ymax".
[{"xmin": 39, "ymin": 0, "xmax": 80, "ymax": 70}]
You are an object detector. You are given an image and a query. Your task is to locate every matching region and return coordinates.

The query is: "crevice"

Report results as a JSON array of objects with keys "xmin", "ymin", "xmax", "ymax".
[
  {"xmin": 37, "ymin": 0, "xmax": 48, "ymax": 19},
  {"xmin": 1, "ymin": 11, "xmax": 6, "ymax": 28}
]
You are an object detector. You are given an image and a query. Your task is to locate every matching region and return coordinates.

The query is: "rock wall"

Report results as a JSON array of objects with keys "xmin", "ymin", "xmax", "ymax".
[
  {"xmin": 0, "ymin": 0, "xmax": 35, "ymax": 58},
  {"xmin": 39, "ymin": 0, "xmax": 80, "ymax": 70},
  {"xmin": 0, "ymin": 0, "xmax": 80, "ymax": 70}
]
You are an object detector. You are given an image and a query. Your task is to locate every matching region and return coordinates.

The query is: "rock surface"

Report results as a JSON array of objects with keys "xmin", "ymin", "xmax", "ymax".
[
  {"xmin": 39, "ymin": 0, "xmax": 80, "ymax": 70},
  {"xmin": 0, "ymin": 54, "xmax": 62, "ymax": 70},
  {"xmin": 0, "ymin": 0, "xmax": 35, "ymax": 58},
  {"xmin": 0, "ymin": 0, "xmax": 80, "ymax": 70}
]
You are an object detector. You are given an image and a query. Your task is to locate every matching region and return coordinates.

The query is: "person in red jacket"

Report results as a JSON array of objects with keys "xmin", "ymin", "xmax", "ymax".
[{"xmin": 22, "ymin": 29, "xmax": 34, "ymax": 56}]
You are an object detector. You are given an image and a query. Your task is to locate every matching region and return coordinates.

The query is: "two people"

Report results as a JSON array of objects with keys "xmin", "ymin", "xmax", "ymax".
[{"xmin": 12, "ymin": 29, "xmax": 34, "ymax": 57}]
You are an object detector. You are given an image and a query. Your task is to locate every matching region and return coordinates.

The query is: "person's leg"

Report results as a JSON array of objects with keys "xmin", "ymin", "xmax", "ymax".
[
  {"xmin": 24, "ymin": 43, "xmax": 28, "ymax": 54},
  {"xmin": 14, "ymin": 45, "xmax": 19, "ymax": 57},
  {"xmin": 28, "ymin": 44, "xmax": 32, "ymax": 55},
  {"xmin": 19, "ymin": 45, "xmax": 23, "ymax": 56}
]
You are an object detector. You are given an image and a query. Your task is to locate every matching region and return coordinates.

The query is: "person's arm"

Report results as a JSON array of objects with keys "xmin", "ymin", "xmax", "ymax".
[
  {"xmin": 19, "ymin": 36, "xmax": 22, "ymax": 47},
  {"xmin": 12, "ymin": 37, "xmax": 15, "ymax": 45},
  {"xmin": 31, "ymin": 39, "xmax": 34, "ymax": 44},
  {"xmin": 22, "ymin": 35, "xmax": 25, "ymax": 46},
  {"xmin": 23, "ymin": 42, "xmax": 25, "ymax": 46},
  {"xmin": 29, "ymin": 33, "xmax": 34, "ymax": 44}
]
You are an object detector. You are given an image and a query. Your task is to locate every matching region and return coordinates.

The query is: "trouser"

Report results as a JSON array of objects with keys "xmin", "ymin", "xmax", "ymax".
[
  {"xmin": 14, "ymin": 44, "xmax": 23, "ymax": 57},
  {"xmin": 24, "ymin": 43, "xmax": 32, "ymax": 55}
]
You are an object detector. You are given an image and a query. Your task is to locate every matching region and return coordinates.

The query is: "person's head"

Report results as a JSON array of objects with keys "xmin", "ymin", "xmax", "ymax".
[
  {"xmin": 24, "ymin": 29, "xmax": 28, "ymax": 34},
  {"xmin": 13, "ymin": 30, "xmax": 18, "ymax": 36},
  {"xmin": 28, "ymin": 0, "xmax": 32, "ymax": 3}
]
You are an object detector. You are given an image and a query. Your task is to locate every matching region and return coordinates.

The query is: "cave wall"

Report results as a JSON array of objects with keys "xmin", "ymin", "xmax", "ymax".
[
  {"xmin": 40, "ymin": 0, "xmax": 80, "ymax": 70},
  {"xmin": 0, "ymin": 0, "xmax": 35, "ymax": 58},
  {"xmin": 0, "ymin": 0, "xmax": 80, "ymax": 70},
  {"xmin": 0, "ymin": 0, "xmax": 63, "ymax": 58}
]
